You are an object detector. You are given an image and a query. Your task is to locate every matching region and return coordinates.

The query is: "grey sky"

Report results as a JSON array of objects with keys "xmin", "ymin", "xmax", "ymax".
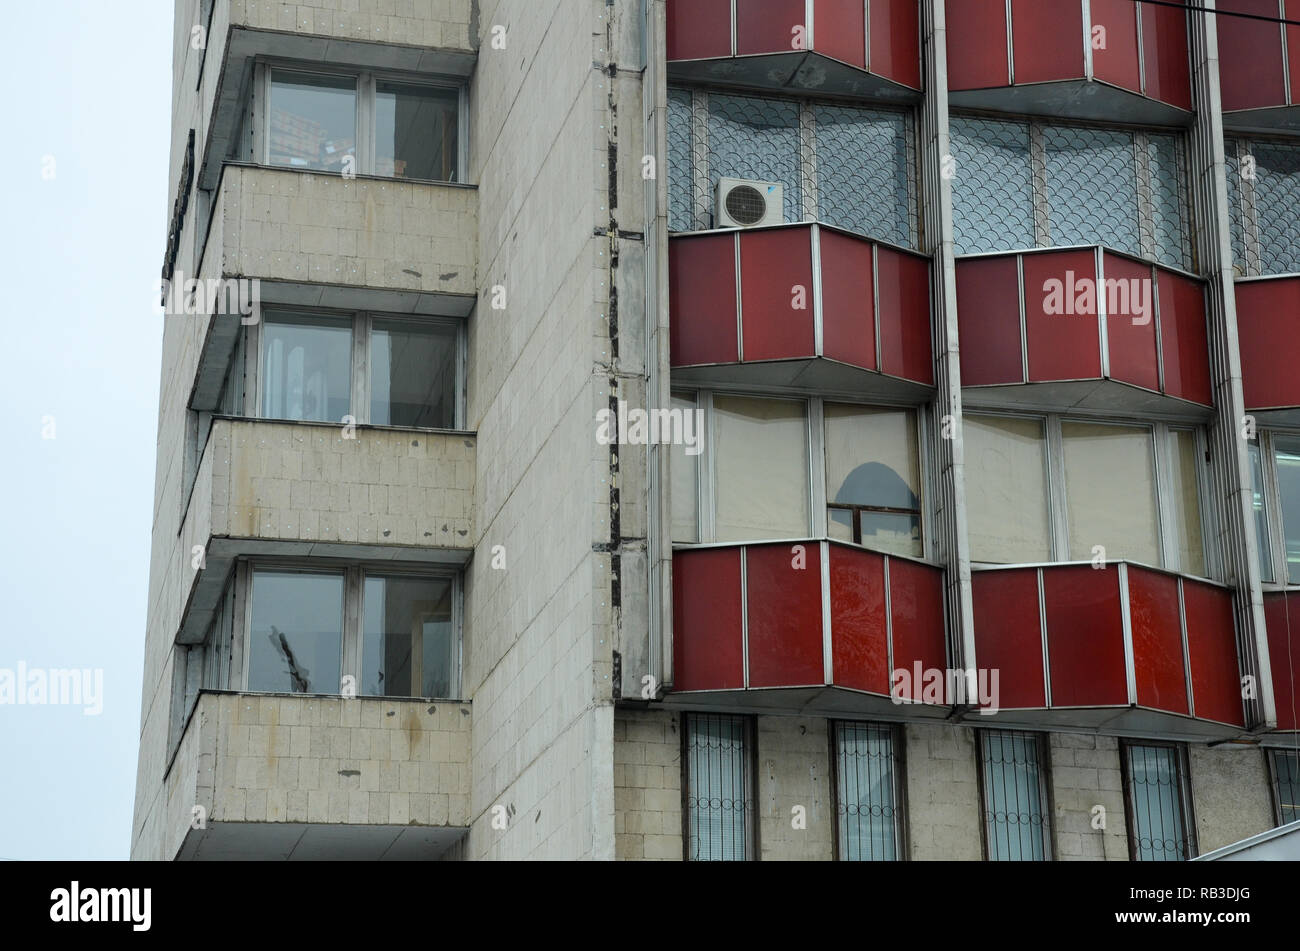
[{"xmin": 0, "ymin": 1, "xmax": 171, "ymax": 859}]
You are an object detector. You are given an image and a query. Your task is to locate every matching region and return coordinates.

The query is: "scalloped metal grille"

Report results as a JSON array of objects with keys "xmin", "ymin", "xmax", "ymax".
[{"xmin": 1226, "ymin": 137, "xmax": 1300, "ymax": 277}]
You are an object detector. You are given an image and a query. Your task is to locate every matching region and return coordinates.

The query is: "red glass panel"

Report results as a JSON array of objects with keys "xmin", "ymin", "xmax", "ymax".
[
  {"xmin": 1127, "ymin": 567, "xmax": 1188, "ymax": 714},
  {"xmin": 673, "ymin": 548, "xmax": 744, "ymax": 690},
  {"xmin": 877, "ymin": 247, "xmax": 933, "ymax": 385},
  {"xmin": 1091, "ymin": 0, "xmax": 1141, "ymax": 93},
  {"xmin": 666, "ymin": 0, "xmax": 733, "ymax": 60},
  {"xmin": 829, "ymin": 544, "xmax": 890, "ymax": 694},
  {"xmin": 1023, "ymin": 250, "xmax": 1103, "ymax": 382},
  {"xmin": 945, "ymin": 0, "xmax": 1010, "ymax": 89},
  {"xmin": 814, "ymin": 0, "xmax": 867, "ymax": 68},
  {"xmin": 737, "ymin": 0, "xmax": 807, "ymax": 56},
  {"xmin": 1217, "ymin": 0, "xmax": 1288, "ymax": 111},
  {"xmin": 1011, "ymin": 0, "xmax": 1086, "ymax": 83},
  {"xmin": 745, "ymin": 543, "xmax": 826, "ymax": 688},
  {"xmin": 819, "ymin": 229, "xmax": 877, "ymax": 370},
  {"xmin": 1184, "ymin": 580, "xmax": 1245, "ymax": 727},
  {"xmin": 972, "ymin": 569, "xmax": 1046, "ymax": 709},
  {"xmin": 1237, "ymin": 277, "xmax": 1300, "ymax": 410},
  {"xmin": 1157, "ymin": 269, "xmax": 1211, "ymax": 406},
  {"xmin": 669, "ymin": 234, "xmax": 738, "ymax": 367},
  {"xmin": 956, "ymin": 255, "xmax": 1024, "ymax": 386},
  {"xmin": 1103, "ymin": 253, "xmax": 1159, "ymax": 392},
  {"xmin": 1044, "ymin": 565, "xmax": 1128, "ymax": 707},
  {"xmin": 1141, "ymin": 0, "xmax": 1192, "ymax": 110},
  {"xmin": 740, "ymin": 228, "xmax": 816, "ymax": 362},
  {"xmin": 888, "ymin": 559, "xmax": 947, "ymax": 703},
  {"xmin": 1263, "ymin": 593, "xmax": 1297, "ymax": 731},
  {"xmin": 869, "ymin": 0, "xmax": 922, "ymax": 89}
]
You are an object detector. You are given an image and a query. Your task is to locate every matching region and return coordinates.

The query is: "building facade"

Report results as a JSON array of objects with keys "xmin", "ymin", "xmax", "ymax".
[{"xmin": 132, "ymin": 0, "xmax": 1300, "ymax": 861}]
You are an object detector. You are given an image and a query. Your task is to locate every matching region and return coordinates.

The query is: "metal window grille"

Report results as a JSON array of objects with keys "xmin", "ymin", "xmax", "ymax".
[
  {"xmin": 1271, "ymin": 750, "xmax": 1300, "ymax": 825},
  {"xmin": 1226, "ymin": 137, "xmax": 1300, "ymax": 277},
  {"xmin": 978, "ymin": 730, "xmax": 1051, "ymax": 861},
  {"xmin": 1124, "ymin": 742, "xmax": 1191, "ymax": 861},
  {"xmin": 666, "ymin": 86, "xmax": 918, "ymax": 248},
  {"xmin": 684, "ymin": 714, "xmax": 754, "ymax": 861},
  {"xmin": 833, "ymin": 722, "xmax": 902, "ymax": 861},
  {"xmin": 949, "ymin": 114, "xmax": 1192, "ymax": 270}
]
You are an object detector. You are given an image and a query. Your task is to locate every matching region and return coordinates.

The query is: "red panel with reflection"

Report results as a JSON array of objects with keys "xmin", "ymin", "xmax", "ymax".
[
  {"xmin": 888, "ymin": 559, "xmax": 947, "ymax": 702},
  {"xmin": 1044, "ymin": 565, "xmax": 1128, "ymax": 707},
  {"xmin": 666, "ymin": 0, "xmax": 733, "ymax": 61},
  {"xmin": 1237, "ymin": 277, "xmax": 1300, "ymax": 410},
  {"xmin": 877, "ymin": 247, "xmax": 933, "ymax": 384},
  {"xmin": 956, "ymin": 255, "xmax": 1024, "ymax": 386},
  {"xmin": 1024, "ymin": 251, "xmax": 1103, "ymax": 382},
  {"xmin": 745, "ymin": 543, "xmax": 826, "ymax": 688},
  {"xmin": 1264, "ymin": 593, "xmax": 1298, "ymax": 731},
  {"xmin": 673, "ymin": 548, "xmax": 744, "ymax": 691},
  {"xmin": 814, "ymin": 0, "xmax": 867, "ymax": 69},
  {"xmin": 740, "ymin": 228, "xmax": 816, "ymax": 362},
  {"xmin": 1091, "ymin": 0, "xmax": 1141, "ymax": 93},
  {"xmin": 944, "ymin": 0, "xmax": 1010, "ymax": 89},
  {"xmin": 1141, "ymin": 0, "xmax": 1192, "ymax": 110},
  {"xmin": 971, "ymin": 569, "xmax": 1047, "ymax": 709},
  {"xmin": 1103, "ymin": 253, "xmax": 1159, "ymax": 392},
  {"xmin": 1011, "ymin": 0, "xmax": 1085, "ymax": 83},
  {"xmin": 868, "ymin": 0, "xmax": 922, "ymax": 89},
  {"xmin": 1217, "ymin": 0, "xmax": 1288, "ymax": 111},
  {"xmin": 1184, "ymin": 580, "xmax": 1245, "ymax": 727},
  {"xmin": 1157, "ymin": 269, "xmax": 1211, "ymax": 406},
  {"xmin": 820, "ymin": 229, "xmax": 877, "ymax": 371},
  {"xmin": 737, "ymin": 0, "xmax": 807, "ymax": 56},
  {"xmin": 829, "ymin": 543, "xmax": 890, "ymax": 694},
  {"xmin": 669, "ymin": 234, "xmax": 738, "ymax": 367},
  {"xmin": 1127, "ymin": 567, "xmax": 1188, "ymax": 714}
]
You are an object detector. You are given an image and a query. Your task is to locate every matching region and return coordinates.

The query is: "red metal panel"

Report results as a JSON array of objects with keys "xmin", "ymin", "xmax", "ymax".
[
  {"xmin": 1237, "ymin": 277, "xmax": 1300, "ymax": 410},
  {"xmin": 672, "ymin": 548, "xmax": 745, "ymax": 691},
  {"xmin": 813, "ymin": 0, "xmax": 867, "ymax": 68},
  {"xmin": 971, "ymin": 569, "xmax": 1046, "ymax": 709},
  {"xmin": 1023, "ymin": 250, "xmax": 1103, "ymax": 382},
  {"xmin": 1264, "ymin": 593, "xmax": 1298, "ymax": 731},
  {"xmin": 819, "ymin": 229, "xmax": 877, "ymax": 370},
  {"xmin": 829, "ymin": 544, "xmax": 890, "ymax": 694},
  {"xmin": 1185, "ymin": 581, "xmax": 1246, "ymax": 727},
  {"xmin": 888, "ymin": 559, "xmax": 947, "ymax": 703},
  {"xmin": 877, "ymin": 247, "xmax": 933, "ymax": 385},
  {"xmin": 740, "ymin": 228, "xmax": 817, "ymax": 362},
  {"xmin": 944, "ymin": 0, "xmax": 1010, "ymax": 89},
  {"xmin": 666, "ymin": 0, "xmax": 733, "ymax": 61},
  {"xmin": 1091, "ymin": 0, "xmax": 1141, "ymax": 93},
  {"xmin": 1103, "ymin": 253, "xmax": 1159, "ymax": 392},
  {"xmin": 745, "ymin": 543, "xmax": 826, "ymax": 689},
  {"xmin": 1289, "ymin": 0, "xmax": 1300, "ymax": 105},
  {"xmin": 868, "ymin": 0, "xmax": 922, "ymax": 89},
  {"xmin": 1140, "ymin": 0, "xmax": 1192, "ymax": 110},
  {"xmin": 956, "ymin": 255, "xmax": 1024, "ymax": 386},
  {"xmin": 1157, "ymin": 269, "xmax": 1212, "ymax": 406},
  {"xmin": 1011, "ymin": 0, "xmax": 1086, "ymax": 83},
  {"xmin": 1127, "ymin": 567, "xmax": 1189, "ymax": 714},
  {"xmin": 737, "ymin": 0, "xmax": 807, "ymax": 56},
  {"xmin": 1217, "ymin": 0, "xmax": 1288, "ymax": 111},
  {"xmin": 1043, "ymin": 565, "xmax": 1129, "ymax": 707},
  {"xmin": 669, "ymin": 233, "xmax": 739, "ymax": 367}
]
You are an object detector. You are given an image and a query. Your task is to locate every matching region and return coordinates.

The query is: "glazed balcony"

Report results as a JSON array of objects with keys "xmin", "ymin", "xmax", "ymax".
[
  {"xmin": 1236, "ymin": 275, "xmax": 1300, "ymax": 426},
  {"xmin": 972, "ymin": 563, "xmax": 1246, "ymax": 738},
  {"xmin": 1216, "ymin": 0, "xmax": 1300, "ymax": 132},
  {"xmin": 670, "ymin": 224, "xmax": 934, "ymax": 398},
  {"xmin": 955, "ymin": 246, "xmax": 1212, "ymax": 418},
  {"xmin": 669, "ymin": 541, "xmax": 949, "ymax": 718},
  {"xmin": 1262, "ymin": 591, "xmax": 1300, "ymax": 731},
  {"xmin": 945, "ymin": 0, "xmax": 1192, "ymax": 124},
  {"xmin": 666, "ymin": 0, "xmax": 921, "ymax": 100}
]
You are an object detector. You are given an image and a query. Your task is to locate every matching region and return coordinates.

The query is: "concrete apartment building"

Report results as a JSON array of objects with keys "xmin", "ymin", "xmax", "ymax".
[{"xmin": 131, "ymin": 0, "xmax": 1300, "ymax": 861}]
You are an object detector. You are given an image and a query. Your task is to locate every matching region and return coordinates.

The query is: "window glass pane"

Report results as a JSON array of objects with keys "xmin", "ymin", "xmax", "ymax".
[
  {"xmin": 670, "ymin": 393, "xmax": 700, "ymax": 544},
  {"xmin": 686, "ymin": 714, "xmax": 751, "ymax": 861},
  {"xmin": 1045, "ymin": 125, "xmax": 1140, "ymax": 257},
  {"xmin": 247, "ymin": 571, "xmax": 344, "ymax": 694},
  {"xmin": 1273, "ymin": 751, "xmax": 1300, "ymax": 825},
  {"xmin": 714, "ymin": 396, "xmax": 808, "ymax": 541},
  {"xmin": 269, "ymin": 71, "xmax": 357, "ymax": 172},
  {"xmin": 1170, "ymin": 430, "xmax": 1206, "ymax": 576},
  {"xmin": 980, "ymin": 731, "xmax": 1049, "ymax": 861},
  {"xmin": 835, "ymin": 723, "xmax": 899, "ymax": 861},
  {"xmin": 370, "ymin": 319, "xmax": 457, "ymax": 428},
  {"xmin": 707, "ymin": 94, "xmax": 801, "ymax": 224},
  {"xmin": 1274, "ymin": 436, "xmax": 1300, "ymax": 584},
  {"xmin": 667, "ymin": 88, "xmax": 695, "ymax": 232},
  {"xmin": 261, "ymin": 313, "xmax": 352, "ymax": 422},
  {"xmin": 1127, "ymin": 744, "xmax": 1187, "ymax": 861},
  {"xmin": 950, "ymin": 116, "xmax": 1034, "ymax": 254},
  {"xmin": 375, "ymin": 82, "xmax": 458, "ymax": 182},
  {"xmin": 1249, "ymin": 441, "xmax": 1274, "ymax": 583},
  {"xmin": 1147, "ymin": 134, "xmax": 1191, "ymax": 269},
  {"xmin": 1252, "ymin": 141, "xmax": 1300, "ymax": 275},
  {"xmin": 815, "ymin": 105, "xmax": 913, "ymax": 247},
  {"xmin": 823, "ymin": 404, "xmax": 921, "ymax": 556},
  {"xmin": 362, "ymin": 575, "xmax": 455, "ymax": 698},
  {"xmin": 1061, "ymin": 422, "xmax": 1160, "ymax": 565},
  {"xmin": 964, "ymin": 415, "xmax": 1051, "ymax": 564}
]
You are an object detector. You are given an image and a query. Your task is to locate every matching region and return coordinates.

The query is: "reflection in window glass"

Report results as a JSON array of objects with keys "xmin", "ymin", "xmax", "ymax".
[
  {"xmin": 964, "ymin": 416, "xmax": 1051, "ymax": 564},
  {"xmin": 370, "ymin": 319, "xmax": 457, "ymax": 428},
  {"xmin": 1170, "ymin": 430, "xmax": 1206, "ymax": 577},
  {"xmin": 1045, "ymin": 126, "xmax": 1139, "ymax": 256},
  {"xmin": 714, "ymin": 396, "xmax": 808, "ymax": 542},
  {"xmin": 269, "ymin": 71, "xmax": 357, "ymax": 172},
  {"xmin": 707, "ymin": 94, "xmax": 801, "ymax": 224},
  {"xmin": 362, "ymin": 575, "xmax": 455, "ymax": 699},
  {"xmin": 670, "ymin": 393, "xmax": 700, "ymax": 544},
  {"xmin": 950, "ymin": 116, "xmax": 1033, "ymax": 254},
  {"xmin": 247, "ymin": 571, "xmax": 344, "ymax": 694},
  {"xmin": 1274, "ymin": 437, "xmax": 1300, "ymax": 584},
  {"xmin": 375, "ymin": 82, "xmax": 458, "ymax": 181},
  {"xmin": 1061, "ymin": 422, "xmax": 1160, "ymax": 565},
  {"xmin": 261, "ymin": 314, "xmax": 352, "ymax": 423},
  {"xmin": 823, "ymin": 404, "xmax": 921, "ymax": 557},
  {"xmin": 1249, "ymin": 441, "xmax": 1274, "ymax": 583}
]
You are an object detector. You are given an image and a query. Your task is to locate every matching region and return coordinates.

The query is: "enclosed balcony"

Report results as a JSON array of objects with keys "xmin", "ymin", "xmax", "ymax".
[
  {"xmin": 955, "ymin": 246, "xmax": 1212, "ymax": 418},
  {"xmin": 1216, "ymin": 0, "xmax": 1300, "ymax": 132},
  {"xmin": 1262, "ymin": 591, "xmax": 1300, "ymax": 732},
  {"xmin": 971, "ymin": 563, "xmax": 1246, "ymax": 738},
  {"xmin": 945, "ymin": 0, "xmax": 1192, "ymax": 124},
  {"xmin": 1236, "ymin": 275, "xmax": 1300, "ymax": 426},
  {"xmin": 670, "ymin": 224, "xmax": 933, "ymax": 397},
  {"xmin": 669, "ymin": 541, "xmax": 950, "ymax": 718},
  {"xmin": 666, "ymin": 0, "xmax": 921, "ymax": 100}
]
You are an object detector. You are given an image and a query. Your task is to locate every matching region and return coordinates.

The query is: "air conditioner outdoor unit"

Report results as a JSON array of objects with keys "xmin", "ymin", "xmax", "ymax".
[{"xmin": 716, "ymin": 177, "xmax": 785, "ymax": 228}]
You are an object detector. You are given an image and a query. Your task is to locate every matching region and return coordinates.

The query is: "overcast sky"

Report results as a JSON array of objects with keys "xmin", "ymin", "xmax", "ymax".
[{"xmin": 0, "ymin": 1, "xmax": 171, "ymax": 859}]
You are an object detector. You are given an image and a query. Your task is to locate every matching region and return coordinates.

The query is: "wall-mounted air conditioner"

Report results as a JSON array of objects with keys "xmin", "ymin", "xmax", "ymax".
[{"xmin": 715, "ymin": 177, "xmax": 785, "ymax": 228}]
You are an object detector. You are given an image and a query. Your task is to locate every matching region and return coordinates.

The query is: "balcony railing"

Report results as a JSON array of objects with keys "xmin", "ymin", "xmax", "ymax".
[
  {"xmin": 1216, "ymin": 0, "xmax": 1300, "ymax": 129},
  {"xmin": 665, "ymin": 0, "xmax": 921, "ymax": 99},
  {"xmin": 955, "ymin": 246, "xmax": 1212, "ymax": 417},
  {"xmin": 1262, "ymin": 591, "xmax": 1300, "ymax": 731},
  {"xmin": 1236, "ymin": 275, "xmax": 1300, "ymax": 425}
]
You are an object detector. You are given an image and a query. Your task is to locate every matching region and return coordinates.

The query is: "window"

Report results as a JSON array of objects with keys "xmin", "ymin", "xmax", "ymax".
[
  {"xmin": 824, "ymin": 405, "xmax": 922, "ymax": 558},
  {"xmin": 361, "ymin": 575, "xmax": 456, "ymax": 698},
  {"xmin": 1249, "ymin": 441, "xmax": 1275, "ymax": 583},
  {"xmin": 833, "ymin": 722, "xmax": 903, "ymax": 861},
  {"xmin": 264, "ymin": 66, "xmax": 462, "ymax": 182},
  {"xmin": 1226, "ymin": 137, "xmax": 1300, "ymax": 276},
  {"xmin": 1248, "ymin": 432, "xmax": 1300, "ymax": 585},
  {"xmin": 261, "ymin": 313, "xmax": 353, "ymax": 424},
  {"xmin": 684, "ymin": 714, "xmax": 755, "ymax": 861},
  {"xmin": 369, "ymin": 319, "xmax": 458, "ymax": 428},
  {"xmin": 978, "ymin": 730, "xmax": 1052, "ymax": 861},
  {"xmin": 1270, "ymin": 750, "xmax": 1300, "ymax": 825},
  {"xmin": 247, "ymin": 570, "xmax": 346, "ymax": 694},
  {"xmin": 669, "ymin": 393, "xmax": 700, "ymax": 544},
  {"xmin": 963, "ymin": 413, "xmax": 1208, "ymax": 575},
  {"xmin": 667, "ymin": 87, "xmax": 917, "ymax": 246},
  {"xmin": 713, "ymin": 395, "xmax": 809, "ymax": 542},
  {"xmin": 1123, "ymin": 742, "xmax": 1193, "ymax": 861},
  {"xmin": 950, "ymin": 115, "xmax": 1191, "ymax": 269}
]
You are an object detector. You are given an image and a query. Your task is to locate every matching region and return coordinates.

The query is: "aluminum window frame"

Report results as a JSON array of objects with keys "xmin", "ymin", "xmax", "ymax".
[
  {"xmin": 1120, "ymin": 739, "xmax": 1197, "ymax": 861},
  {"xmin": 829, "ymin": 720, "xmax": 908, "ymax": 862},
  {"xmin": 975, "ymin": 728, "xmax": 1054, "ymax": 862}
]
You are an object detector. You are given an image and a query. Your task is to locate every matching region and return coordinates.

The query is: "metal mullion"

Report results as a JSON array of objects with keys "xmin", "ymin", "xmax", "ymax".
[
  {"xmin": 359, "ymin": 72, "xmax": 376, "ymax": 176},
  {"xmin": 352, "ymin": 313, "xmax": 370, "ymax": 425},
  {"xmin": 1239, "ymin": 139, "xmax": 1263, "ymax": 277},
  {"xmin": 234, "ymin": 561, "xmax": 251, "ymax": 691},
  {"xmin": 1006, "ymin": 0, "xmax": 1015, "ymax": 84},
  {"xmin": 810, "ymin": 398, "xmax": 828, "ymax": 538},
  {"xmin": 1152, "ymin": 264, "xmax": 1165, "ymax": 393},
  {"xmin": 1030, "ymin": 124, "xmax": 1051, "ymax": 247},
  {"xmin": 1096, "ymin": 247, "xmax": 1110, "ymax": 379},
  {"xmin": 256, "ymin": 63, "xmax": 270, "ymax": 164},
  {"xmin": 1154, "ymin": 422, "xmax": 1177, "ymax": 570},
  {"xmin": 343, "ymin": 566, "xmax": 362, "ymax": 693},
  {"xmin": 1283, "ymin": 0, "xmax": 1293, "ymax": 108},
  {"xmin": 1046, "ymin": 415, "xmax": 1070, "ymax": 561},
  {"xmin": 1135, "ymin": 131, "xmax": 1157, "ymax": 260},
  {"xmin": 246, "ymin": 312, "xmax": 263, "ymax": 417},
  {"xmin": 1018, "ymin": 254, "xmax": 1028, "ymax": 382},
  {"xmin": 801, "ymin": 102, "xmax": 818, "ymax": 222},
  {"xmin": 1082, "ymin": 0, "xmax": 1094, "ymax": 81},
  {"xmin": 702, "ymin": 391, "xmax": 717, "ymax": 542},
  {"xmin": 692, "ymin": 91, "xmax": 710, "ymax": 230}
]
